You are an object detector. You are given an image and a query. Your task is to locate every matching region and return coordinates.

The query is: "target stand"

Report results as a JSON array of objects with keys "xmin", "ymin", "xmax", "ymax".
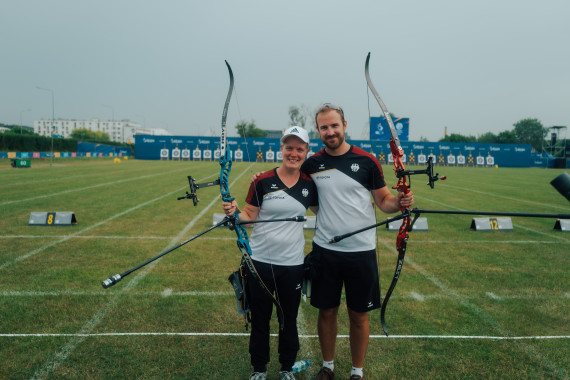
[
  {"xmin": 470, "ymin": 217, "xmax": 512, "ymax": 231},
  {"xmin": 553, "ymin": 219, "xmax": 570, "ymax": 232},
  {"xmin": 387, "ymin": 217, "xmax": 428, "ymax": 231},
  {"xmin": 29, "ymin": 212, "xmax": 77, "ymax": 226}
]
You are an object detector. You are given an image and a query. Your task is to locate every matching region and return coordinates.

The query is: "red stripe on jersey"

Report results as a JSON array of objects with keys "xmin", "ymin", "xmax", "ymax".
[{"xmin": 350, "ymin": 146, "xmax": 384, "ymax": 178}]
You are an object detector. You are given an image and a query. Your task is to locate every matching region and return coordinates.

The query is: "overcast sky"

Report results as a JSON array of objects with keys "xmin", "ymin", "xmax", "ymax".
[{"xmin": 1, "ymin": 0, "xmax": 569, "ymax": 141}]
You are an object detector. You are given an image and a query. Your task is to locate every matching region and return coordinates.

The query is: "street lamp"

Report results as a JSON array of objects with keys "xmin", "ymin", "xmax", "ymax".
[
  {"xmin": 19, "ymin": 108, "xmax": 32, "ymax": 135},
  {"xmin": 36, "ymin": 86, "xmax": 55, "ymax": 167}
]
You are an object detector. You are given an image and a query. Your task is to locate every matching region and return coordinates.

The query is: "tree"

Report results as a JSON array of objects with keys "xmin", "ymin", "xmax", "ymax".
[
  {"xmin": 477, "ymin": 132, "xmax": 497, "ymax": 143},
  {"xmin": 288, "ymin": 106, "xmax": 307, "ymax": 128},
  {"xmin": 235, "ymin": 120, "xmax": 267, "ymax": 138},
  {"xmin": 3, "ymin": 126, "xmax": 35, "ymax": 136},
  {"xmin": 513, "ymin": 118, "xmax": 546, "ymax": 151},
  {"xmin": 70, "ymin": 128, "xmax": 110, "ymax": 142},
  {"xmin": 496, "ymin": 130, "xmax": 517, "ymax": 144},
  {"xmin": 438, "ymin": 133, "xmax": 476, "ymax": 143}
]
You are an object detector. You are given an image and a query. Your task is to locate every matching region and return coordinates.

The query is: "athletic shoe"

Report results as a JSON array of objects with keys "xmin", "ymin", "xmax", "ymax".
[
  {"xmin": 279, "ymin": 371, "xmax": 296, "ymax": 380},
  {"xmin": 249, "ymin": 372, "xmax": 267, "ymax": 380},
  {"xmin": 314, "ymin": 367, "xmax": 334, "ymax": 379}
]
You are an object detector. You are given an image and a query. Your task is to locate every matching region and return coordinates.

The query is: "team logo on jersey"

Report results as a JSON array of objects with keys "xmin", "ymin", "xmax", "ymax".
[
  {"xmin": 351, "ymin": 163, "xmax": 360, "ymax": 172},
  {"xmin": 302, "ymin": 188, "xmax": 309, "ymax": 197}
]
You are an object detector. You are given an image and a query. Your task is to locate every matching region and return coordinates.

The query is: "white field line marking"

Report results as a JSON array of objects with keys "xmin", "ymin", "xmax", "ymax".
[
  {"xmin": 1, "ymin": 290, "xmax": 234, "ymax": 297},
  {"xmin": 380, "ymin": 240, "xmax": 568, "ymax": 379},
  {"xmin": 440, "ymin": 184, "xmax": 570, "ymax": 212},
  {"xmin": 2, "ymin": 332, "xmax": 568, "ymax": 340},
  {"xmin": 0, "ymin": 166, "xmax": 192, "ymax": 206},
  {"xmin": 1, "ymin": 163, "xmax": 190, "ymax": 188},
  {"xmin": 0, "ymin": 165, "xmax": 165, "ymax": 189},
  {"xmin": 0, "ymin": 235, "xmax": 236, "ymax": 240},
  {"xmin": 486, "ymin": 292, "xmax": 502, "ymax": 300},
  {"xmin": 409, "ymin": 292, "xmax": 425, "ymax": 301},
  {"xmin": 2, "ymin": 289, "xmax": 568, "ymax": 300},
  {"xmin": 4, "ymin": 234, "xmax": 569, "ymax": 245},
  {"xmin": 408, "ymin": 240, "xmax": 569, "ymax": 244},
  {"xmin": 510, "ymin": 222, "xmax": 570, "ymax": 240},
  {"xmin": 29, "ymin": 166, "xmax": 252, "ymax": 380}
]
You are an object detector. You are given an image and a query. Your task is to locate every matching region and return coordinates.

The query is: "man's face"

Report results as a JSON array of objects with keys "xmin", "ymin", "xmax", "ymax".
[{"xmin": 315, "ymin": 109, "xmax": 346, "ymax": 151}]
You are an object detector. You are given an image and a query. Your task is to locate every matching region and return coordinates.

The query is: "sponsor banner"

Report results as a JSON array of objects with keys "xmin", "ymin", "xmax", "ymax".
[{"xmin": 133, "ymin": 135, "xmax": 532, "ymax": 167}]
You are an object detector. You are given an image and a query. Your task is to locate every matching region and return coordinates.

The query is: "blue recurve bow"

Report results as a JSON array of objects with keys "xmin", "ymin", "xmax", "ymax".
[{"xmin": 216, "ymin": 61, "xmax": 285, "ymax": 330}]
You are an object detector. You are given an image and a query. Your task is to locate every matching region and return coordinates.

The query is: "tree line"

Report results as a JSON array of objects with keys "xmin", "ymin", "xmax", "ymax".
[
  {"xmin": 0, "ymin": 125, "xmax": 130, "ymax": 152},
  {"xmin": 235, "ymin": 107, "xmax": 566, "ymax": 157},
  {"xmin": 438, "ymin": 118, "xmax": 568, "ymax": 157}
]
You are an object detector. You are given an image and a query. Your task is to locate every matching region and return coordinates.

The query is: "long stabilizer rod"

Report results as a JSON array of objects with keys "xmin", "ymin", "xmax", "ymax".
[
  {"xmin": 102, "ymin": 215, "xmax": 306, "ymax": 288},
  {"xmin": 101, "ymin": 218, "xmax": 228, "ymax": 288},
  {"xmin": 329, "ymin": 208, "xmax": 570, "ymax": 244}
]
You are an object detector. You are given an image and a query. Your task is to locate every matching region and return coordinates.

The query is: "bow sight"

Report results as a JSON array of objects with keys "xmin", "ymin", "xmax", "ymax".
[
  {"xmin": 177, "ymin": 176, "xmax": 220, "ymax": 206},
  {"xmin": 395, "ymin": 156, "xmax": 446, "ymax": 189}
]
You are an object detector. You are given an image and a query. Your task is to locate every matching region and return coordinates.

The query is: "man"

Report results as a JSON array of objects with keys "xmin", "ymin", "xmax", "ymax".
[{"xmin": 301, "ymin": 104, "xmax": 414, "ymax": 380}]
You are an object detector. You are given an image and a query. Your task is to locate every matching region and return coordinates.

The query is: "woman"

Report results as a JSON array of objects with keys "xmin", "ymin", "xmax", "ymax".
[{"xmin": 223, "ymin": 126, "xmax": 318, "ymax": 380}]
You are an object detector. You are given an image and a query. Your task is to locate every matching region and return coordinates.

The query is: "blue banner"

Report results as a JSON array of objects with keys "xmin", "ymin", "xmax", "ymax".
[
  {"xmin": 77, "ymin": 141, "xmax": 131, "ymax": 156},
  {"xmin": 370, "ymin": 117, "xmax": 409, "ymax": 141},
  {"xmin": 134, "ymin": 135, "xmax": 533, "ymax": 167}
]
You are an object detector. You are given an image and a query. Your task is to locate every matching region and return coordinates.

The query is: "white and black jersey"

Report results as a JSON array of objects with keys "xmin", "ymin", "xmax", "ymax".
[
  {"xmin": 301, "ymin": 145, "xmax": 386, "ymax": 252},
  {"xmin": 246, "ymin": 168, "xmax": 318, "ymax": 266}
]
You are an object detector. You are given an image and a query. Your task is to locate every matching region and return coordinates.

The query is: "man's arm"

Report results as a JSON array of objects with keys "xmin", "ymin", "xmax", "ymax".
[{"xmin": 372, "ymin": 187, "xmax": 414, "ymax": 214}]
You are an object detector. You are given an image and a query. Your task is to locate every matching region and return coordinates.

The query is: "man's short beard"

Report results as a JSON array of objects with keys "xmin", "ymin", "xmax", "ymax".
[{"xmin": 323, "ymin": 135, "xmax": 344, "ymax": 150}]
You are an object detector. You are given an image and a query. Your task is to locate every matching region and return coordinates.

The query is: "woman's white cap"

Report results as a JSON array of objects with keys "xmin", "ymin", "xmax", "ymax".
[{"xmin": 281, "ymin": 126, "xmax": 310, "ymax": 143}]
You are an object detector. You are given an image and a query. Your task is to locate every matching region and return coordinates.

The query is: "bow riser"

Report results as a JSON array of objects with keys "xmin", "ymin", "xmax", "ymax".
[{"xmin": 219, "ymin": 150, "xmax": 234, "ymax": 203}]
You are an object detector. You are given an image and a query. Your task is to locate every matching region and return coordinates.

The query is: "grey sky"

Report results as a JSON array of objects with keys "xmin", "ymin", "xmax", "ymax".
[{"xmin": 1, "ymin": 0, "xmax": 569, "ymax": 141}]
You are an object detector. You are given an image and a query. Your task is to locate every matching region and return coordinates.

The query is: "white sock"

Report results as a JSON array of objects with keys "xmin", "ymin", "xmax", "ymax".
[
  {"xmin": 323, "ymin": 360, "xmax": 334, "ymax": 371},
  {"xmin": 351, "ymin": 367, "xmax": 363, "ymax": 377}
]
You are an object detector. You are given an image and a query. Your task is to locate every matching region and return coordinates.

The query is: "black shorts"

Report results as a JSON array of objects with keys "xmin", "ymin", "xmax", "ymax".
[{"xmin": 309, "ymin": 243, "xmax": 380, "ymax": 313}]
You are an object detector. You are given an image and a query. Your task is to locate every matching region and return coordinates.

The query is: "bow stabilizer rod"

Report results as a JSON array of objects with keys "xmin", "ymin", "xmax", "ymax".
[
  {"xmin": 101, "ymin": 216, "xmax": 232, "ymax": 289},
  {"xmin": 330, "ymin": 208, "xmax": 570, "ymax": 245},
  {"xmin": 410, "ymin": 208, "xmax": 570, "ymax": 219}
]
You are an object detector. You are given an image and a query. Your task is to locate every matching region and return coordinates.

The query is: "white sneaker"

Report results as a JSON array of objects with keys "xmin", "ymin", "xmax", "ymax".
[
  {"xmin": 249, "ymin": 372, "xmax": 267, "ymax": 380},
  {"xmin": 279, "ymin": 371, "xmax": 296, "ymax": 380}
]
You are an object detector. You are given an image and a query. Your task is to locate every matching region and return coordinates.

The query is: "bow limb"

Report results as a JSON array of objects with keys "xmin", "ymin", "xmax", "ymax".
[
  {"xmin": 219, "ymin": 61, "xmax": 285, "ymax": 330},
  {"xmin": 366, "ymin": 52, "xmax": 411, "ymax": 336}
]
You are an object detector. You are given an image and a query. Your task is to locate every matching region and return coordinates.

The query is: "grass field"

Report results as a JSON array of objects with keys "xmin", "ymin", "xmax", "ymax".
[{"xmin": 0, "ymin": 158, "xmax": 569, "ymax": 379}]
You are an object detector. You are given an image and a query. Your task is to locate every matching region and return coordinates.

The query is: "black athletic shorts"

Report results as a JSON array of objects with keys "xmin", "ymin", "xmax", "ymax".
[{"xmin": 309, "ymin": 242, "xmax": 380, "ymax": 313}]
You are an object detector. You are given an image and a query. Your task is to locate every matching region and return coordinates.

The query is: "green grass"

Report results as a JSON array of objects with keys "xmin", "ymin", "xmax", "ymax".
[{"xmin": 0, "ymin": 158, "xmax": 569, "ymax": 379}]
